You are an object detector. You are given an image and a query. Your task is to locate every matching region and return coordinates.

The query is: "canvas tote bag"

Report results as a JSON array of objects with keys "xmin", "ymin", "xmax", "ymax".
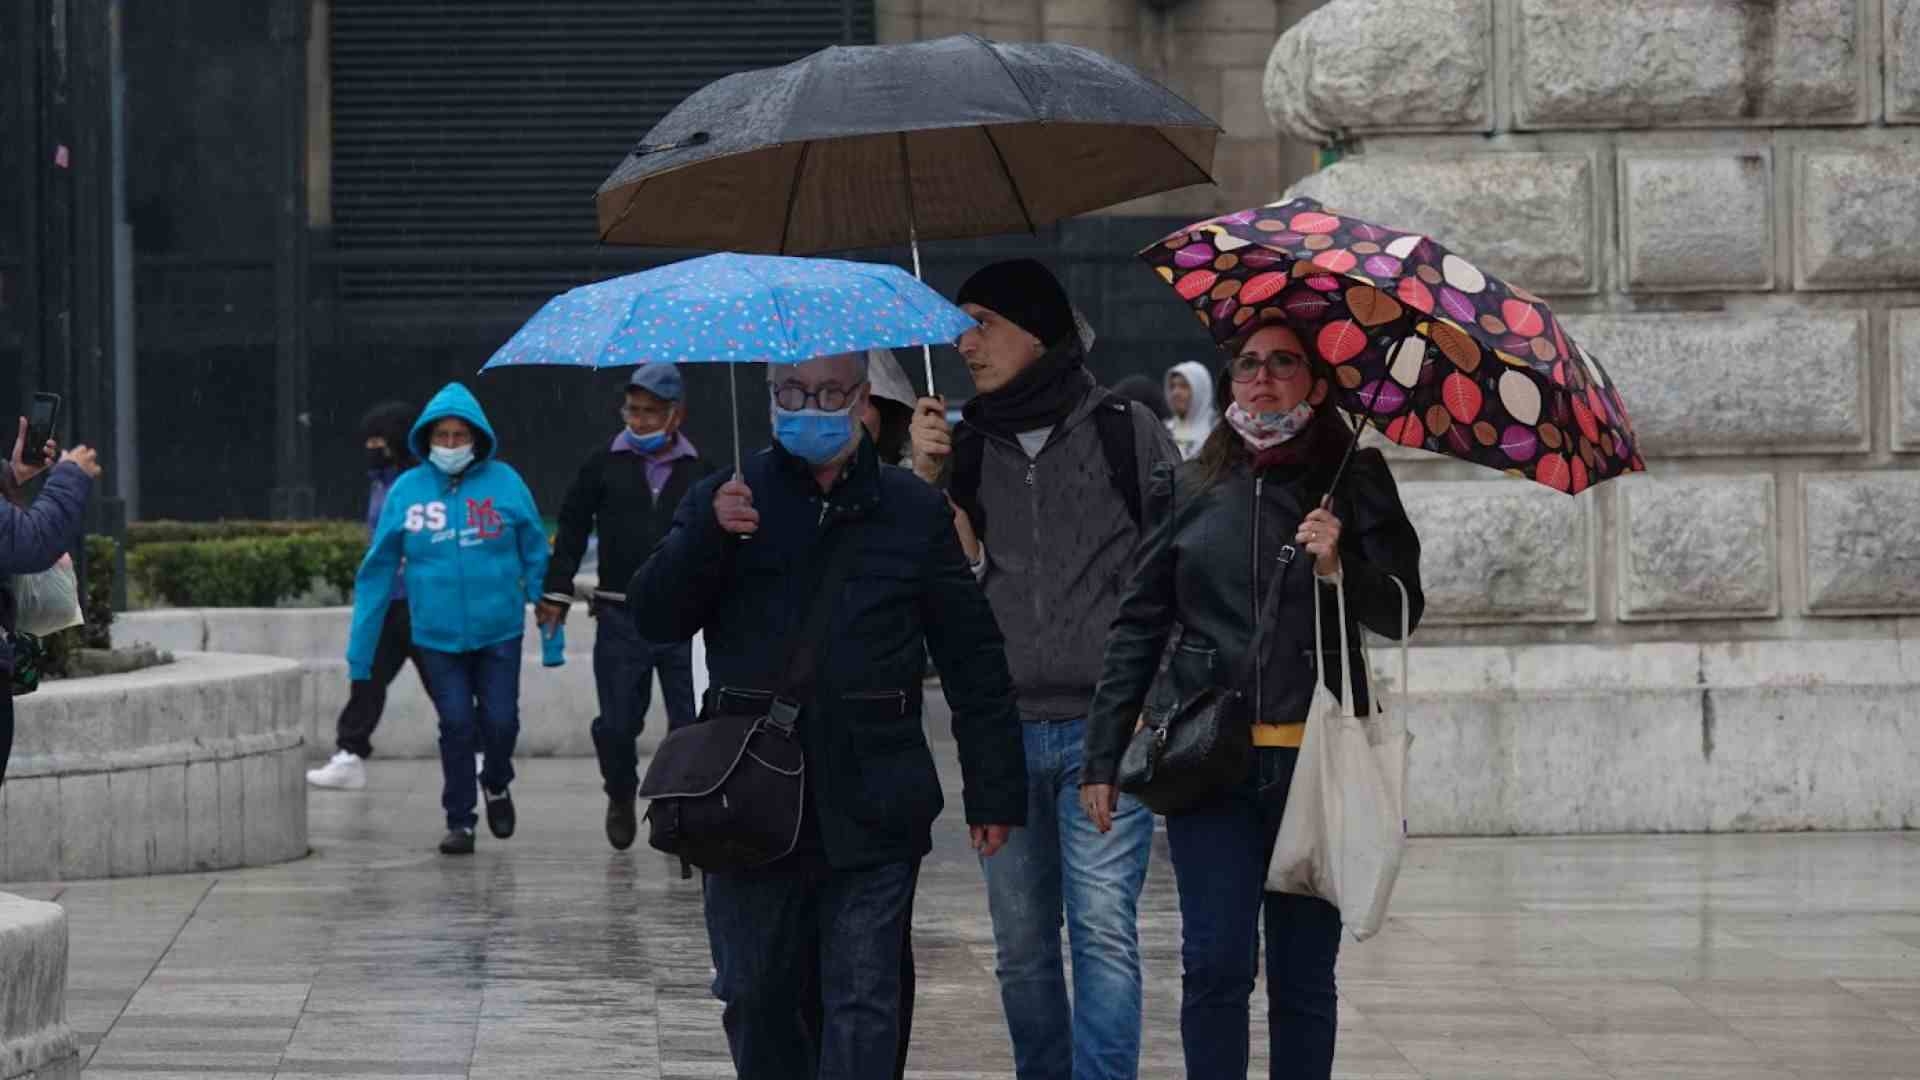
[{"xmin": 1266, "ymin": 574, "xmax": 1412, "ymax": 942}]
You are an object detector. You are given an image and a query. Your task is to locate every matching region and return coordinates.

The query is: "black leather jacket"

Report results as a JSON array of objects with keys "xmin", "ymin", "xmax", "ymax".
[{"xmin": 1082, "ymin": 446, "xmax": 1424, "ymax": 787}]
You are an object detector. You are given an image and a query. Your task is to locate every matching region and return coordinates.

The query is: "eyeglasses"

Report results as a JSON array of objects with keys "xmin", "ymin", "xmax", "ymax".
[
  {"xmin": 770, "ymin": 381, "xmax": 863, "ymax": 412},
  {"xmin": 1230, "ymin": 352, "xmax": 1309, "ymax": 383},
  {"xmin": 619, "ymin": 403, "xmax": 672, "ymax": 421}
]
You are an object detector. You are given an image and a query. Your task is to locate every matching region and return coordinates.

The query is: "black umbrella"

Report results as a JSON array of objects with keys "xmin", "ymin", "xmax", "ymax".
[{"xmin": 595, "ymin": 33, "xmax": 1220, "ymax": 389}]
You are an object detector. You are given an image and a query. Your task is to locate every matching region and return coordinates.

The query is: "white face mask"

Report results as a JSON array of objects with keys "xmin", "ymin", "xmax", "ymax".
[{"xmin": 429, "ymin": 445, "xmax": 475, "ymax": 475}]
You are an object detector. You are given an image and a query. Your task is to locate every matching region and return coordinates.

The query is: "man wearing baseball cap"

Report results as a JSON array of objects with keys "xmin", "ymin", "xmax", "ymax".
[{"xmin": 539, "ymin": 362, "xmax": 712, "ymax": 850}]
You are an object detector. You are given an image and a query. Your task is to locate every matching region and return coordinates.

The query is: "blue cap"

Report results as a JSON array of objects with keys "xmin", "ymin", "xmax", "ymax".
[{"xmin": 627, "ymin": 363, "xmax": 683, "ymax": 402}]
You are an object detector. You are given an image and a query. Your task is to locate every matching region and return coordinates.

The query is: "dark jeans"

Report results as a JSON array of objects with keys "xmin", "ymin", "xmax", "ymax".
[
  {"xmin": 705, "ymin": 858, "xmax": 919, "ymax": 1080},
  {"xmin": 415, "ymin": 638, "xmax": 522, "ymax": 831},
  {"xmin": 336, "ymin": 598, "xmax": 430, "ymax": 759},
  {"xmin": 591, "ymin": 601, "xmax": 696, "ymax": 801},
  {"xmin": 1165, "ymin": 747, "xmax": 1343, "ymax": 1080},
  {"xmin": 799, "ymin": 888, "xmax": 916, "ymax": 1080}
]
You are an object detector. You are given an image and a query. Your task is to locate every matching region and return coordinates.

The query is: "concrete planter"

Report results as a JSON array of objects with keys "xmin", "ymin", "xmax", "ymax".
[
  {"xmin": 115, "ymin": 607, "xmax": 705, "ymax": 761},
  {"xmin": 0, "ymin": 894, "xmax": 76, "ymax": 1079},
  {"xmin": 3, "ymin": 653, "xmax": 308, "ymax": 881}
]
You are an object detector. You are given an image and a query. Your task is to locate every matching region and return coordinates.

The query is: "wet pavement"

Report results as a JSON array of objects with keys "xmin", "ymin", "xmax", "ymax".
[{"xmin": 6, "ymin": 706, "xmax": 1920, "ymax": 1079}]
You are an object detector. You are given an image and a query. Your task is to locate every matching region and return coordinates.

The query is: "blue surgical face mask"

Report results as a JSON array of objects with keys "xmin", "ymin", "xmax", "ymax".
[
  {"xmin": 621, "ymin": 428, "xmax": 670, "ymax": 454},
  {"xmin": 429, "ymin": 445, "xmax": 476, "ymax": 475},
  {"xmin": 772, "ymin": 405, "xmax": 858, "ymax": 466}
]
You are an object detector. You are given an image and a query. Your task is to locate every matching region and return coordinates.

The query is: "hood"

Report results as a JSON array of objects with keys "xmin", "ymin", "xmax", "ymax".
[
  {"xmin": 1166, "ymin": 361, "xmax": 1216, "ymax": 428},
  {"xmin": 409, "ymin": 382, "xmax": 499, "ymax": 463},
  {"xmin": 361, "ymin": 400, "xmax": 419, "ymax": 468},
  {"xmin": 866, "ymin": 347, "xmax": 917, "ymax": 409}
]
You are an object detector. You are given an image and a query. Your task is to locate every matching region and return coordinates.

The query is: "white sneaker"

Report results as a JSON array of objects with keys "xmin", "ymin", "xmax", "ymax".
[{"xmin": 306, "ymin": 750, "xmax": 367, "ymax": 790}]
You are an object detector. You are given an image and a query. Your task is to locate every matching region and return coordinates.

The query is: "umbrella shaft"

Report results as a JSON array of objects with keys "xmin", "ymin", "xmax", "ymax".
[
  {"xmin": 899, "ymin": 133, "xmax": 937, "ymax": 397},
  {"xmin": 729, "ymin": 360, "xmax": 742, "ymax": 477}
]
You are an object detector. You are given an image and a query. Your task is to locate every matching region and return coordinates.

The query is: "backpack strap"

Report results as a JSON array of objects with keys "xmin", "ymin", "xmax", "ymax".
[
  {"xmin": 952, "ymin": 391, "xmax": 1144, "ymax": 542},
  {"xmin": 1088, "ymin": 390, "xmax": 1144, "ymax": 529}
]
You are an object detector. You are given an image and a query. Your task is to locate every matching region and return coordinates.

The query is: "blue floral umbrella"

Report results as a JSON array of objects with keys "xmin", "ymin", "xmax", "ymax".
[{"xmin": 482, "ymin": 252, "xmax": 978, "ymax": 470}]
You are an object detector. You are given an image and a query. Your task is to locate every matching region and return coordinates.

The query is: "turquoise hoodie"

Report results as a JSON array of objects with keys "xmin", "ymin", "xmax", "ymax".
[{"xmin": 346, "ymin": 383, "xmax": 548, "ymax": 679}]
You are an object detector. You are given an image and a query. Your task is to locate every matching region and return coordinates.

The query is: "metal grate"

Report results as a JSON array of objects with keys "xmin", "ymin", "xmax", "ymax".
[{"xmin": 329, "ymin": 0, "xmax": 873, "ymax": 305}]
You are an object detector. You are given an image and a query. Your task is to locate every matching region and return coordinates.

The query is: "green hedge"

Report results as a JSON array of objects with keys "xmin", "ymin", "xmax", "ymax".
[
  {"xmin": 128, "ymin": 519, "xmax": 360, "ymax": 544},
  {"xmin": 127, "ymin": 523, "xmax": 366, "ymax": 608}
]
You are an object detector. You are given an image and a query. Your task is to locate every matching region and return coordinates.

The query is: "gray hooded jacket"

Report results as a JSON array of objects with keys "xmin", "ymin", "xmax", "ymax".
[{"xmin": 960, "ymin": 386, "xmax": 1179, "ymax": 721}]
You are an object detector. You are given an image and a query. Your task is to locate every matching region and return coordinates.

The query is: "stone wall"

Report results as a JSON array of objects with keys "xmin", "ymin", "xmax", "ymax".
[
  {"xmin": 3, "ymin": 654, "xmax": 308, "ymax": 882},
  {"xmin": 1266, "ymin": 0, "xmax": 1920, "ymax": 650},
  {"xmin": 875, "ymin": 0, "xmax": 1327, "ymax": 214},
  {"xmin": 1260, "ymin": 1, "xmax": 1920, "ymax": 833}
]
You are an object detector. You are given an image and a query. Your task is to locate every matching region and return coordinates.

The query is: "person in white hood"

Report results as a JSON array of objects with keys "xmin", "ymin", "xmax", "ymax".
[{"xmin": 1164, "ymin": 360, "xmax": 1216, "ymax": 461}]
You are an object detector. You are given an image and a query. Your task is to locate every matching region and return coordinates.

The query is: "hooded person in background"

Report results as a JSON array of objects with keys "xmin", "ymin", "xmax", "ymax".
[
  {"xmin": 910, "ymin": 258, "xmax": 1178, "ymax": 1080},
  {"xmin": 347, "ymin": 383, "xmax": 549, "ymax": 855},
  {"xmin": 538, "ymin": 362, "xmax": 711, "ymax": 851},
  {"xmin": 0, "ymin": 418, "xmax": 99, "ymax": 788},
  {"xmin": 1164, "ymin": 360, "xmax": 1216, "ymax": 461},
  {"xmin": 862, "ymin": 347, "xmax": 917, "ymax": 467},
  {"xmin": 309, "ymin": 401, "xmax": 432, "ymax": 791}
]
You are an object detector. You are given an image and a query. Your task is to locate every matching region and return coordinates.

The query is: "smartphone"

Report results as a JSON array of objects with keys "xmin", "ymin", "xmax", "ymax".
[{"xmin": 23, "ymin": 392, "xmax": 60, "ymax": 466}]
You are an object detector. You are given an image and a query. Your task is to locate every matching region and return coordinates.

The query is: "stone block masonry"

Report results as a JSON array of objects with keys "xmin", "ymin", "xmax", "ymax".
[{"xmin": 1268, "ymin": 0, "xmax": 1920, "ymax": 651}]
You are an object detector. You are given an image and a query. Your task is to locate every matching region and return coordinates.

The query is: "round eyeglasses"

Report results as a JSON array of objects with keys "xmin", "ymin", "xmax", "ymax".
[{"xmin": 770, "ymin": 381, "xmax": 862, "ymax": 412}]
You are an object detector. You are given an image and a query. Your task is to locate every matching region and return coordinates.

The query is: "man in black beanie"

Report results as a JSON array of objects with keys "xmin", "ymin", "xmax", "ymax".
[
  {"xmin": 308, "ymin": 400, "xmax": 432, "ymax": 791},
  {"xmin": 911, "ymin": 258, "xmax": 1176, "ymax": 1080}
]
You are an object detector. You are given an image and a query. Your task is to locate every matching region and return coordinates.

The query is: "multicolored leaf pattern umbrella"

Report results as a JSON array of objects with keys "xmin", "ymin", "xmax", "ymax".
[{"xmin": 1138, "ymin": 197, "xmax": 1645, "ymax": 495}]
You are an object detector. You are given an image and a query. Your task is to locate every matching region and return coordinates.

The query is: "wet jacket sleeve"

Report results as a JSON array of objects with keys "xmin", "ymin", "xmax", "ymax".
[
  {"xmin": 628, "ymin": 472, "xmax": 732, "ymax": 644},
  {"xmin": 346, "ymin": 489, "xmax": 407, "ymax": 680},
  {"xmin": 1081, "ymin": 460, "xmax": 1182, "ymax": 787},
  {"xmin": 513, "ymin": 475, "xmax": 549, "ymax": 606},
  {"xmin": 1330, "ymin": 450, "xmax": 1424, "ymax": 639},
  {"xmin": 918, "ymin": 494, "xmax": 1027, "ymax": 828},
  {"xmin": 0, "ymin": 464, "xmax": 91, "ymax": 575},
  {"xmin": 541, "ymin": 455, "xmax": 598, "ymax": 600}
]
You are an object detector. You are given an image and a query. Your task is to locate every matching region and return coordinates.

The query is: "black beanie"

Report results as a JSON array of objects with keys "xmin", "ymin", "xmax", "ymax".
[{"xmin": 956, "ymin": 259, "xmax": 1074, "ymax": 349}]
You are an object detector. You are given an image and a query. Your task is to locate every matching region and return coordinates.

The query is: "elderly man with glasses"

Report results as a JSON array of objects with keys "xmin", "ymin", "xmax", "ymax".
[{"xmin": 631, "ymin": 347, "xmax": 1026, "ymax": 1080}]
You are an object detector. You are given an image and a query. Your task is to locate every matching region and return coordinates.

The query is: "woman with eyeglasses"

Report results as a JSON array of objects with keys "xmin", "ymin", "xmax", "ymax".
[{"xmin": 1076, "ymin": 319, "xmax": 1425, "ymax": 1080}]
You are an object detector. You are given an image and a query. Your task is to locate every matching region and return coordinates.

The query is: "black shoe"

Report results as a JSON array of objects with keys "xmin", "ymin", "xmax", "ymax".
[
  {"xmin": 439, "ymin": 828, "xmax": 475, "ymax": 855},
  {"xmin": 484, "ymin": 787, "xmax": 516, "ymax": 839},
  {"xmin": 606, "ymin": 797, "xmax": 638, "ymax": 851}
]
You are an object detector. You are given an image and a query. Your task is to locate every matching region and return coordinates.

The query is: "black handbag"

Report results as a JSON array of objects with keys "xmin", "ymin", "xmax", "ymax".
[
  {"xmin": 1118, "ymin": 541, "xmax": 1299, "ymax": 816},
  {"xmin": 638, "ymin": 530, "xmax": 857, "ymax": 876}
]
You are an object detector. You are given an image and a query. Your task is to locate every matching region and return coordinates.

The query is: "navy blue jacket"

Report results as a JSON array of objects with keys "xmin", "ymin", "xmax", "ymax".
[
  {"xmin": 0, "ymin": 462, "xmax": 94, "ymax": 670},
  {"xmin": 631, "ymin": 436, "xmax": 1026, "ymax": 871}
]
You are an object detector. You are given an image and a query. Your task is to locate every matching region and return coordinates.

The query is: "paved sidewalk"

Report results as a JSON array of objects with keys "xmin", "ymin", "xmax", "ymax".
[{"xmin": 5, "ymin": 713, "xmax": 1919, "ymax": 1079}]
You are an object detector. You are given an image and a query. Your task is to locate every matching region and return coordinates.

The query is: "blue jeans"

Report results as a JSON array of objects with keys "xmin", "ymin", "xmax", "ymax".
[
  {"xmin": 591, "ymin": 604, "xmax": 697, "ymax": 800},
  {"xmin": 1165, "ymin": 747, "xmax": 1342, "ymax": 1080},
  {"xmin": 415, "ymin": 638, "xmax": 522, "ymax": 831},
  {"xmin": 704, "ymin": 859, "xmax": 919, "ymax": 1080},
  {"xmin": 980, "ymin": 717, "xmax": 1154, "ymax": 1080}
]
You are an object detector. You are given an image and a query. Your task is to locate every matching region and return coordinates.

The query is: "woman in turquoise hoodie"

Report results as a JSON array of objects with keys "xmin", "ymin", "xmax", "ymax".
[{"xmin": 347, "ymin": 383, "xmax": 549, "ymax": 854}]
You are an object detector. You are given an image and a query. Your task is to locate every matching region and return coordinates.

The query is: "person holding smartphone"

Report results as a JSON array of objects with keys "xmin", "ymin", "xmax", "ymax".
[{"xmin": 0, "ymin": 413, "xmax": 102, "ymax": 786}]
